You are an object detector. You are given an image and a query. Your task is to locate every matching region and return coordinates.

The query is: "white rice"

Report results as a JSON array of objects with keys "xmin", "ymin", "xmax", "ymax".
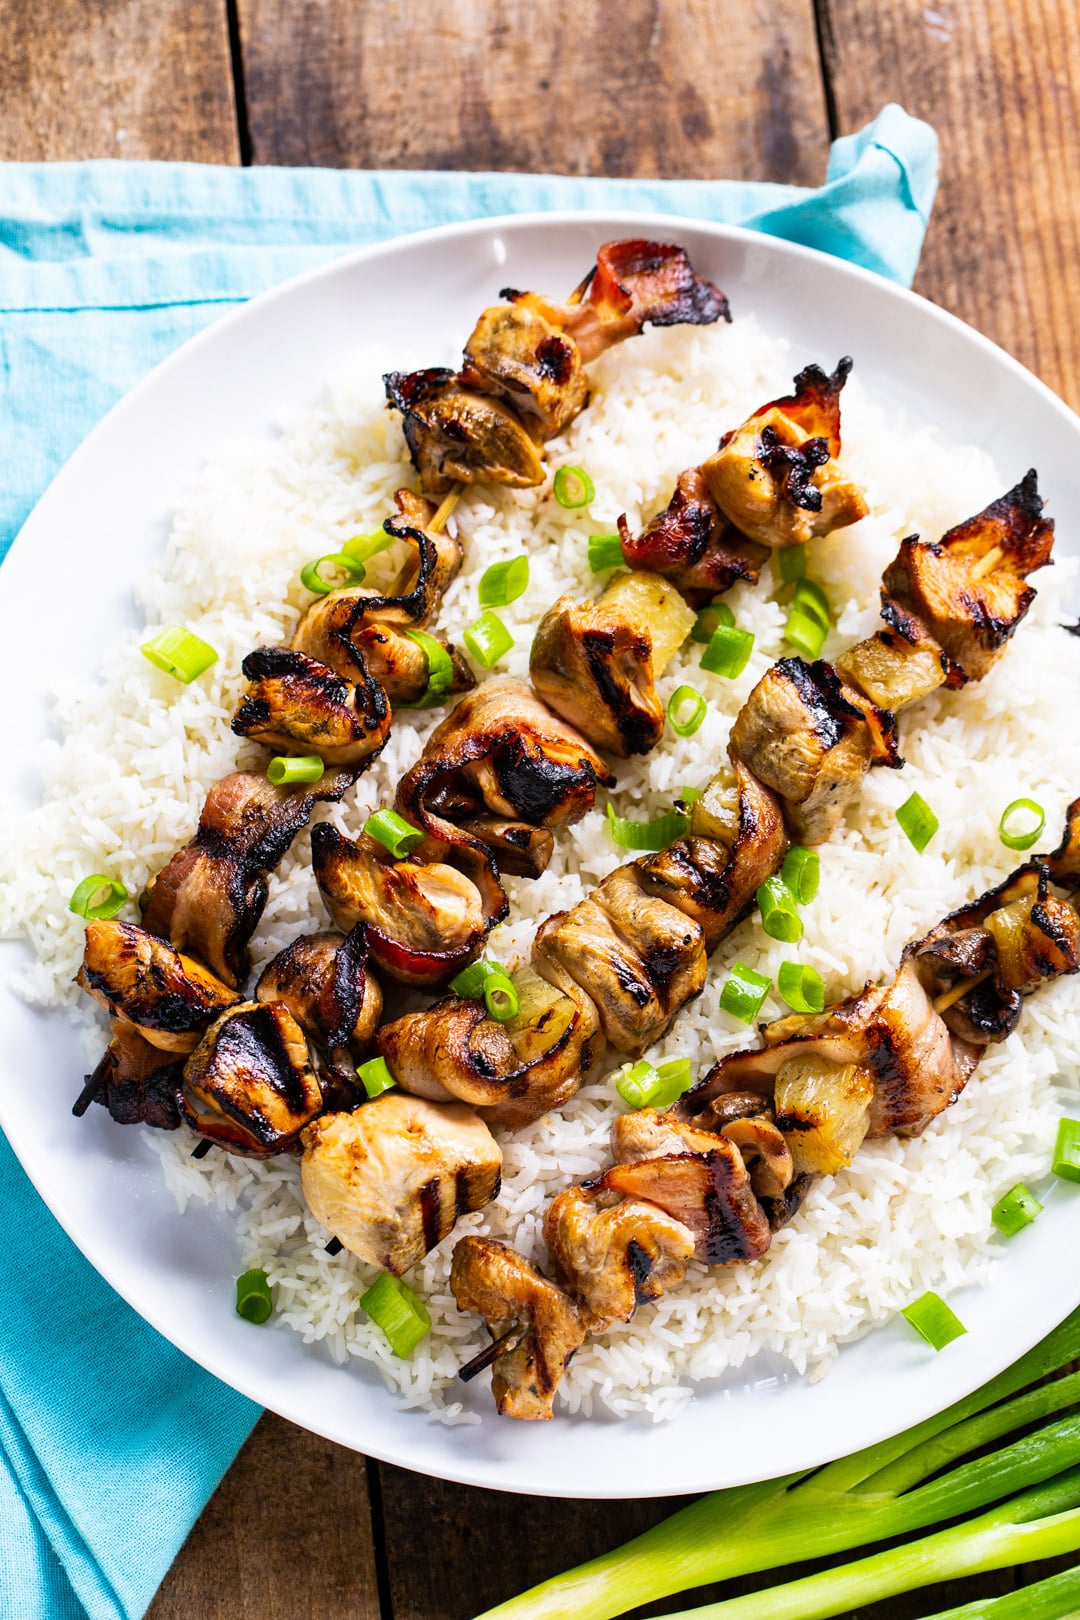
[{"xmin": 4, "ymin": 316, "xmax": 1080, "ymax": 1425}]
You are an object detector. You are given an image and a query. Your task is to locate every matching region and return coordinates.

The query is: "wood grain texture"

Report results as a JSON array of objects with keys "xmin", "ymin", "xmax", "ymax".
[
  {"xmin": 146, "ymin": 1413, "xmax": 383, "ymax": 1620},
  {"xmin": 0, "ymin": 0, "xmax": 238, "ymax": 162},
  {"xmin": 236, "ymin": 0, "xmax": 830, "ymax": 183},
  {"xmin": 820, "ymin": 0, "xmax": 1080, "ymax": 408}
]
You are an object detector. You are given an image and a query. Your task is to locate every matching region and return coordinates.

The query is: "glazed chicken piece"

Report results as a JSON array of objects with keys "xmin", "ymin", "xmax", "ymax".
[
  {"xmin": 1047, "ymin": 798, "xmax": 1080, "ymax": 891},
  {"xmin": 617, "ymin": 467, "xmax": 769, "ymax": 604},
  {"xmin": 729, "ymin": 656, "xmax": 899, "ymax": 844},
  {"xmin": 881, "ymin": 472, "xmax": 1054, "ymax": 683},
  {"xmin": 140, "ymin": 767, "xmax": 356, "ymax": 988},
  {"xmin": 460, "ymin": 301, "xmax": 590, "ymax": 439},
  {"xmin": 301, "ymin": 1095, "xmax": 502, "ymax": 1274},
  {"xmin": 77, "ymin": 920, "xmax": 238, "ymax": 1052},
  {"xmin": 450, "ymin": 1237, "xmax": 586, "ymax": 1420},
  {"xmin": 232, "ymin": 647, "xmax": 392, "ymax": 767},
  {"xmin": 395, "ymin": 678, "xmax": 613, "ymax": 880},
  {"xmin": 543, "ymin": 1184, "xmax": 695, "ymax": 1332},
  {"xmin": 73, "ymin": 1023, "xmax": 184, "ymax": 1130},
  {"xmin": 383, "ymin": 367, "xmax": 547, "ymax": 494},
  {"xmin": 182, "ymin": 999, "xmax": 324, "ymax": 1156},
  {"xmin": 613, "ymin": 1106, "xmax": 793, "ymax": 1202},
  {"xmin": 700, "ymin": 359, "xmax": 868, "ymax": 549},
  {"xmin": 530, "ymin": 570, "xmax": 696, "ymax": 757},
  {"xmin": 255, "ymin": 925, "xmax": 382, "ymax": 1093}
]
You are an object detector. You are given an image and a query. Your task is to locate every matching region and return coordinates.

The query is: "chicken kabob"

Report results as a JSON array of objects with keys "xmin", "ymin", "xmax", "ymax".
[{"xmin": 448, "ymin": 802, "xmax": 1080, "ymax": 1419}]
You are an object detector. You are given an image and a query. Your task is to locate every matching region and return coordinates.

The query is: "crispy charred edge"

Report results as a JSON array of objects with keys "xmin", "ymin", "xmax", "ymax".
[
  {"xmin": 757, "ymin": 429, "xmax": 830, "ymax": 513},
  {"xmin": 232, "ymin": 646, "xmax": 392, "ymax": 749},
  {"xmin": 766, "ymin": 356, "xmax": 853, "ymax": 459},
  {"xmin": 76, "ymin": 919, "xmax": 238, "ymax": 1040},
  {"xmin": 777, "ymin": 656, "xmax": 901, "ymax": 768},
  {"xmin": 580, "ymin": 620, "xmax": 662, "ymax": 756},
  {"xmin": 182, "ymin": 1000, "xmax": 323, "ymax": 1157},
  {"xmin": 73, "ymin": 1028, "xmax": 184, "ymax": 1129},
  {"xmin": 254, "ymin": 923, "xmax": 374, "ymax": 1100},
  {"xmin": 1047, "ymin": 798, "xmax": 1080, "ymax": 889},
  {"xmin": 570, "ymin": 239, "xmax": 731, "ymax": 330},
  {"xmin": 616, "ymin": 469, "xmax": 768, "ymax": 603}
]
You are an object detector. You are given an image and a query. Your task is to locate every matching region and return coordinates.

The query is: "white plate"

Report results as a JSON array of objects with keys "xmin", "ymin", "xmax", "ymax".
[{"xmin": 3, "ymin": 213, "xmax": 1080, "ymax": 1500}]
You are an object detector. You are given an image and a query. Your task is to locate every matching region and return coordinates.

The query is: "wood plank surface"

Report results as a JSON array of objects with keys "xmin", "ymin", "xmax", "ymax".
[{"xmin": 0, "ymin": 0, "xmax": 238, "ymax": 163}]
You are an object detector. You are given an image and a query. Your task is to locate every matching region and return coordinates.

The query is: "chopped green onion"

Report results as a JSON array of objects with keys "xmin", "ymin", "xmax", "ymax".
[
  {"xmin": 691, "ymin": 600, "xmax": 736, "ymax": 643},
  {"xmin": 356, "ymin": 1056, "xmax": 396, "ymax": 1099},
  {"xmin": 999, "ymin": 797, "xmax": 1046, "ymax": 852},
  {"xmin": 463, "ymin": 609, "xmax": 514, "ymax": 669},
  {"xmin": 777, "ymin": 961, "xmax": 825, "ymax": 1014},
  {"xmin": 667, "ymin": 684, "xmax": 707, "ymax": 738},
  {"xmin": 299, "ymin": 553, "xmax": 367, "ymax": 594},
  {"xmin": 553, "ymin": 465, "xmax": 595, "ymax": 509},
  {"xmin": 896, "ymin": 791, "xmax": 939, "ymax": 853},
  {"xmin": 901, "ymin": 1291, "xmax": 967, "ymax": 1350},
  {"xmin": 235, "ymin": 1268, "xmax": 273, "ymax": 1325},
  {"xmin": 792, "ymin": 578, "xmax": 831, "ymax": 630},
  {"xmin": 776, "ymin": 544, "xmax": 807, "ymax": 585},
  {"xmin": 587, "ymin": 533, "xmax": 625, "ymax": 572},
  {"xmin": 1053, "ymin": 1117, "xmax": 1080, "ymax": 1183},
  {"xmin": 141, "ymin": 626, "xmax": 218, "ymax": 684},
  {"xmin": 449, "ymin": 959, "xmax": 520, "ymax": 1022},
  {"xmin": 364, "ymin": 808, "xmax": 423, "ymax": 858},
  {"xmin": 606, "ymin": 801, "xmax": 689, "ymax": 852},
  {"xmin": 679, "ymin": 786, "xmax": 703, "ymax": 805},
  {"xmin": 719, "ymin": 962, "xmax": 772, "ymax": 1024},
  {"xmin": 360, "ymin": 1272, "xmax": 431, "ymax": 1358},
  {"xmin": 700, "ymin": 623, "xmax": 754, "ymax": 679},
  {"xmin": 399, "ymin": 629, "xmax": 454, "ymax": 708},
  {"xmin": 69, "ymin": 874, "xmax": 128, "ymax": 921},
  {"xmin": 992, "ymin": 1182, "xmax": 1043, "ymax": 1236},
  {"xmin": 615, "ymin": 1057, "xmax": 693, "ymax": 1111},
  {"xmin": 342, "ymin": 529, "xmax": 394, "ymax": 565},
  {"xmin": 783, "ymin": 606, "xmax": 827, "ymax": 659},
  {"xmin": 781, "ymin": 845, "xmax": 820, "ymax": 905},
  {"xmin": 757, "ymin": 875, "xmax": 803, "ymax": 943},
  {"xmin": 478, "ymin": 556, "xmax": 530, "ymax": 606},
  {"xmin": 267, "ymin": 754, "xmax": 324, "ymax": 786}
]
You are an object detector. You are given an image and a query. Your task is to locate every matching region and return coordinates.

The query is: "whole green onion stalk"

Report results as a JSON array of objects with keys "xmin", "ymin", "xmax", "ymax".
[
  {"xmin": 923, "ymin": 1563, "xmax": 1080, "ymax": 1618},
  {"xmin": 473, "ymin": 1311, "xmax": 1080, "ymax": 1620}
]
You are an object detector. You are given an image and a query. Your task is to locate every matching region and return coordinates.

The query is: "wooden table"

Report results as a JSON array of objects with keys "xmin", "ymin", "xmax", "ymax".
[{"xmin": 3, "ymin": 3, "xmax": 1079, "ymax": 1616}]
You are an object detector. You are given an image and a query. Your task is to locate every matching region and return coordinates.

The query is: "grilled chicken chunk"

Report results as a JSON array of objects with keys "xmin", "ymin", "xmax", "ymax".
[
  {"xmin": 530, "ymin": 570, "xmax": 696, "ymax": 757},
  {"xmin": 543, "ymin": 1184, "xmax": 694, "ymax": 1332},
  {"xmin": 729, "ymin": 657, "xmax": 899, "ymax": 844},
  {"xmin": 1047, "ymin": 798, "xmax": 1080, "ymax": 891},
  {"xmin": 612, "ymin": 1106, "xmax": 793, "ymax": 1202},
  {"xmin": 182, "ymin": 1000, "xmax": 324, "ymax": 1156},
  {"xmin": 255, "ymin": 925, "xmax": 382, "ymax": 1093},
  {"xmin": 77, "ymin": 920, "xmax": 238, "ymax": 1052},
  {"xmin": 232, "ymin": 647, "xmax": 392, "ymax": 767},
  {"xmin": 597, "ymin": 1136, "xmax": 772, "ymax": 1267},
  {"xmin": 384, "ymin": 367, "xmax": 546, "ymax": 494},
  {"xmin": 461, "ymin": 301, "xmax": 590, "ymax": 439},
  {"xmin": 617, "ymin": 467, "xmax": 768, "ymax": 604},
  {"xmin": 140, "ymin": 768, "xmax": 356, "ymax": 988},
  {"xmin": 74, "ymin": 1023, "xmax": 184, "ymax": 1129},
  {"xmin": 701, "ymin": 360, "xmax": 868, "ymax": 549},
  {"xmin": 450, "ymin": 1237, "xmax": 586, "ymax": 1420},
  {"xmin": 302, "ymin": 1095, "xmax": 502, "ymax": 1274},
  {"xmin": 881, "ymin": 472, "xmax": 1054, "ymax": 683}
]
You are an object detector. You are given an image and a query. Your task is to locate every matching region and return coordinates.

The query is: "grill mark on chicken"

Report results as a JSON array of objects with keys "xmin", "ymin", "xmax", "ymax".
[
  {"xmin": 232, "ymin": 647, "xmax": 392, "ymax": 767},
  {"xmin": 181, "ymin": 1000, "xmax": 325, "ymax": 1156},
  {"xmin": 76, "ymin": 919, "xmax": 239, "ymax": 1050}
]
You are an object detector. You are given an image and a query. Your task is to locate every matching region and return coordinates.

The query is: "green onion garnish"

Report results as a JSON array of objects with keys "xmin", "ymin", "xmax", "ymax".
[
  {"xmin": 463, "ymin": 609, "xmax": 514, "ymax": 669},
  {"xmin": 776, "ymin": 545, "xmax": 807, "ymax": 586},
  {"xmin": 666, "ymin": 684, "xmax": 707, "ymax": 738},
  {"xmin": 553, "ymin": 465, "xmax": 595, "ymax": 509},
  {"xmin": 141, "ymin": 626, "xmax": 219, "ymax": 684},
  {"xmin": 606, "ymin": 801, "xmax": 689, "ymax": 852},
  {"xmin": 691, "ymin": 600, "xmax": 736, "ymax": 644},
  {"xmin": 719, "ymin": 962, "xmax": 772, "ymax": 1024},
  {"xmin": 399, "ymin": 629, "xmax": 454, "ymax": 708},
  {"xmin": 896, "ymin": 791, "xmax": 939, "ymax": 853},
  {"xmin": 588, "ymin": 532, "xmax": 625, "ymax": 572},
  {"xmin": 999, "ymin": 798, "xmax": 1046, "ymax": 852},
  {"xmin": 449, "ymin": 959, "xmax": 520, "ymax": 1022},
  {"xmin": 679, "ymin": 785, "xmax": 703, "ymax": 805},
  {"xmin": 235, "ymin": 1268, "xmax": 273, "ymax": 1325},
  {"xmin": 68, "ymin": 874, "xmax": 128, "ymax": 921},
  {"xmin": 901, "ymin": 1291, "xmax": 967, "ymax": 1351},
  {"xmin": 792, "ymin": 578, "xmax": 831, "ymax": 630},
  {"xmin": 700, "ymin": 623, "xmax": 754, "ymax": 679},
  {"xmin": 615, "ymin": 1057, "xmax": 694, "ymax": 1111},
  {"xmin": 1053, "ymin": 1118, "xmax": 1080, "ymax": 1183},
  {"xmin": 356, "ymin": 1056, "xmax": 396, "ymax": 1099},
  {"xmin": 360, "ymin": 1272, "xmax": 431, "ymax": 1358},
  {"xmin": 991, "ymin": 1182, "xmax": 1043, "ymax": 1236},
  {"xmin": 781, "ymin": 845, "xmax": 820, "ymax": 905},
  {"xmin": 757, "ymin": 874, "xmax": 803, "ymax": 943},
  {"xmin": 364, "ymin": 808, "xmax": 424, "ymax": 858},
  {"xmin": 342, "ymin": 530, "xmax": 394, "ymax": 565},
  {"xmin": 777, "ymin": 961, "xmax": 825, "ymax": 1014},
  {"xmin": 300, "ymin": 553, "xmax": 368, "ymax": 594},
  {"xmin": 478, "ymin": 556, "xmax": 530, "ymax": 607},
  {"xmin": 267, "ymin": 754, "xmax": 324, "ymax": 787},
  {"xmin": 783, "ymin": 606, "xmax": 827, "ymax": 660}
]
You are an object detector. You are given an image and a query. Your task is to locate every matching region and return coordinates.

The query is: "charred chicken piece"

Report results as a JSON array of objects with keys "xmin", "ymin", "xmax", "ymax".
[
  {"xmin": 450, "ymin": 1237, "xmax": 586, "ymax": 1420},
  {"xmin": 182, "ymin": 1000, "xmax": 324, "ymax": 1156},
  {"xmin": 74, "ymin": 1023, "xmax": 184, "ymax": 1129},
  {"xmin": 1047, "ymin": 798, "xmax": 1080, "ymax": 891},
  {"xmin": 140, "ymin": 767, "xmax": 356, "ymax": 988},
  {"xmin": 77, "ymin": 920, "xmax": 238, "ymax": 1052},
  {"xmin": 530, "ymin": 570, "xmax": 696, "ymax": 757},
  {"xmin": 611, "ymin": 1106, "xmax": 793, "ymax": 1202},
  {"xmin": 881, "ymin": 472, "xmax": 1054, "ymax": 683},
  {"xmin": 395, "ymin": 678, "xmax": 613, "ymax": 881},
  {"xmin": 232, "ymin": 647, "xmax": 393, "ymax": 767},
  {"xmin": 383, "ymin": 368, "xmax": 546, "ymax": 494},
  {"xmin": 596, "ymin": 1131, "xmax": 772, "ymax": 1267},
  {"xmin": 617, "ymin": 467, "xmax": 768, "ymax": 604},
  {"xmin": 701, "ymin": 359, "xmax": 868, "ymax": 549},
  {"xmin": 301, "ymin": 1095, "xmax": 503, "ymax": 1274},
  {"xmin": 460, "ymin": 301, "xmax": 590, "ymax": 439},
  {"xmin": 543, "ymin": 1184, "xmax": 695, "ymax": 1332},
  {"xmin": 729, "ymin": 657, "xmax": 899, "ymax": 844},
  {"xmin": 255, "ymin": 925, "xmax": 382, "ymax": 1095}
]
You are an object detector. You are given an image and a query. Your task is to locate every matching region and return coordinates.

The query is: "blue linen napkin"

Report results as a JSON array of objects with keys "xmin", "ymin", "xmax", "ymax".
[{"xmin": 0, "ymin": 102, "xmax": 936, "ymax": 1620}]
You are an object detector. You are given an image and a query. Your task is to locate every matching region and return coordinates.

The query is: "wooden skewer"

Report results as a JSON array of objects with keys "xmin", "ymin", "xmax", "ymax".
[
  {"xmin": 430, "ymin": 483, "xmax": 463, "ymax": 534},
  {"xmin": 934, "ymin": 966, "xmax": 994, "ymax": 1013},
  {"xmin": 969, "ymin": 544, "xmax": 1004, "ymax": 582},
  {"xmin": 324, "ymin": 1236, "xmax": 344, "ymax": 1256},
  {"xmin": 190, "ymin": 1138, "xmax": 214, "ymax": 1160},
  {"xmin": 458, "ymin": 1325, "xmax": 525, "ymax": 1383}
]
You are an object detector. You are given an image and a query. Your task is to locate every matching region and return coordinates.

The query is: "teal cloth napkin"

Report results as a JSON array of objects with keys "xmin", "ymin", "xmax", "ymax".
[{"xmin": 0, "ymin": 102, "xmax": 936, "ymax": 1620}]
